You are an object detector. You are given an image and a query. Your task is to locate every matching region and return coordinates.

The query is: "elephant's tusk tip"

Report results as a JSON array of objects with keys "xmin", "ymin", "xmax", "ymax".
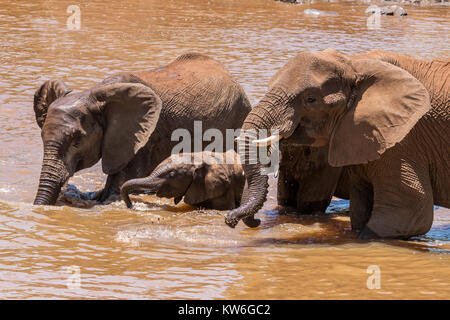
[{"xmin": 252, "ymin": 134, "xmax": 283, "ymax": 147}]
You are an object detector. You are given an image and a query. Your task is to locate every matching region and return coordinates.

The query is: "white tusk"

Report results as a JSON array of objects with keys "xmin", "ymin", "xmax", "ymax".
[
  {"xmin": 274, "ymin": 169, "xmax": 279, "ymax": 178},
  {"xmin": 252, "ymin": 135, "xmax": 283, "ymax": 147}
]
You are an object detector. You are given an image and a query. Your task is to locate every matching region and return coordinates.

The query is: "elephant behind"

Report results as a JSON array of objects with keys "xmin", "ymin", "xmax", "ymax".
[
  {"xmin": 121, "ymin": 150, "xmax": 245, "ymax": 210},
  {"xmin": 226, "ymin": 49, "xmax": 449, "ymax": 239},
  {"xmin": 33, "ymin": 53, "xmax": 251, "ymax": 205}
]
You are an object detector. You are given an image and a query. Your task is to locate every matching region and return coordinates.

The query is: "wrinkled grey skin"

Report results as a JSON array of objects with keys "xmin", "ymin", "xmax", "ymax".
[
  {"xmin": 277, "ymin": 144, "xmax": 346, "ymax": 213},
  {"xmin": 33, "ymin": 53, "xmax": 251, "ymax": 207},
  {"xmin": 226, "ymin": 49, "xmax": 449, "ymax": 239},
  {"xmin": 121, "ymin": 150, "xmax": 245, "ymax": 210}
]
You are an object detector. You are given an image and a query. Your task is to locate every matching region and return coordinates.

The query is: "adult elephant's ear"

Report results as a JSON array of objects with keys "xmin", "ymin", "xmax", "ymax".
[
  {"xmin": 33, "ymin": 80, "xmax": 72, "ymax": 128},
  {"xmin": 328, "ymin": 59, "xmax": 430, "ymax": 167},
  {"xmin": 91, "ymin": 82, "xmax": 162, "ymax": 175}
]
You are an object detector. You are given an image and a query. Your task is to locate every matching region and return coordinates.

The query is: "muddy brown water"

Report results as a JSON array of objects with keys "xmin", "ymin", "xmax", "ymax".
[{"xmin": 0, "ymin": 0, "xmax": 449, "ymax": 299}]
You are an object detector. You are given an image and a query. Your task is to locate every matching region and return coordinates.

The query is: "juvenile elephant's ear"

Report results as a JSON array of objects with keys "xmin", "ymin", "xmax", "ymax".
[
  {"xmin": 184, "ymin": 164, "xmax": 231, "ymax": 205},
  {"xmin": 33, "ymin": 80, "xmax": 72, "ymax": 128},
  {"xmin": 91, "ymin": 82, "xmax": 162, "ymax": 175},
  {"xmin": 328, "ymin": 59, "xmax": 430, "ymax": 167}
]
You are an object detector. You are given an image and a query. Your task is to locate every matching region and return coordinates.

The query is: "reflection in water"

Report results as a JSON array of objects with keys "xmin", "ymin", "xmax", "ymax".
[{"xmin": 0, "ymin": 0, "xmax": 449, "ymax": 299}]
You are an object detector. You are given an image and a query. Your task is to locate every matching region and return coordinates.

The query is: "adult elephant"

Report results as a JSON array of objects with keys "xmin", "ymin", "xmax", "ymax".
[
  {"xmin": 226, "ymin": 49, "xmax": 449, "ymax": 239},
  {"xmin": 33, "ymin": 53, "xmax": 251, "ymax": 205},
  {"xmin": 277, "ymin": 50, "xmax": 450, "ymax": 215}
]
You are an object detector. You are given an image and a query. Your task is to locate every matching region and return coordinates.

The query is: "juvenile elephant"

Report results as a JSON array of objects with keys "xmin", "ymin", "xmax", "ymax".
[
  {"xmin": 33, "ymin": 53, "xmax": 251, "ymax": 205},
  {"xmin": 226, "ymin": 49, "xmax": 449, "ymax": 239},
  {"xmin": 121, "ymin": 150, "xmax": 245, "ymax": 210},
  {"xmin": 278, "ymin": 50, "xmax": 450, "ymax": 215}
]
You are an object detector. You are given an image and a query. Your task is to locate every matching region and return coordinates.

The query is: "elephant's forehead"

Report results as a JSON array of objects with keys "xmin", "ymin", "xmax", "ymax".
[
  {"xmin": 269, "ymin": 52, "xmax": 344, "ymax": 90},
  {"xmin": 48, "ymin": 94, "xmax": 91, "ymax": 118},
  {"xmin": 51, "ymin": 91, "xmax": 90, "ymax": 109},
  {"xmin": 43, "ymin": 96, "xmax": 92, "ymax": 137}
]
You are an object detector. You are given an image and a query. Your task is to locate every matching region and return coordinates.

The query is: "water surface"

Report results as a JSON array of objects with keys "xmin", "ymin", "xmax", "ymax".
[{"xmin": 0, "ymin": 0, "xmax": 449, "ymax": 299}]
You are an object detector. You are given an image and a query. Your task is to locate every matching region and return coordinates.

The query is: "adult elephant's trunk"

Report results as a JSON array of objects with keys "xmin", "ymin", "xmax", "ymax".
[
  {"xmin": 33, "ymin": 143, "xmax": 70, "ymax": 205},
  {"xmin": 225, "ymin": 99, "xmax": 281, "ymax": 228}
]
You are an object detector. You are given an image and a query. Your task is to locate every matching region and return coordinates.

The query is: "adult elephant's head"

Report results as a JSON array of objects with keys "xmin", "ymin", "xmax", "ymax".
[
  {"xmin": 32, "ymin": 74, "xmax": 162, "ymax": 205},
  {"xmin": 225, "ymin": 48, "xmax": 431, "ymax": 228}
]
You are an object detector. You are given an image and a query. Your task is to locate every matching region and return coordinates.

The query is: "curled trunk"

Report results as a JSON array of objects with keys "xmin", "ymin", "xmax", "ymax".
[
  {"xmin": 225, "ymin": 100, "xmax": 278, "ymax": 228},
  {"xmin": 120, "ymin": 176, "xmax": 159, "ymax": 208},
  {"xmin": 120, "ymin": 164, "xmax": 168, "ymax": 208}
]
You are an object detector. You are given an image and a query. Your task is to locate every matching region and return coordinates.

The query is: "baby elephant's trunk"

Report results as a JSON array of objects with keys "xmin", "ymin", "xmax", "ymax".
[{"xmin": 120, "ymin": 177, "xmax": 158, "ymax": 208}]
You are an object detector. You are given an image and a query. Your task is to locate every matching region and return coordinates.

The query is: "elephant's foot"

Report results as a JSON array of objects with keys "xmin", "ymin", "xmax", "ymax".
[
  {"xmin": 93, "ymin": 188, "xmax": 111, "ymax": 203},
  {"xmin": 90, "ymin": 187, "xmax": 120, "ymax": 204},
  {"xmin": 90, "ymin": 188, "xmax": 105, "ymax": 202},
  {"xmin": 358, "ymin": 226, "xmax": 380, "ymax": 240},
  {"xmin": 296, "ymin": 200, "xmax": 329, "ymax": 215}
]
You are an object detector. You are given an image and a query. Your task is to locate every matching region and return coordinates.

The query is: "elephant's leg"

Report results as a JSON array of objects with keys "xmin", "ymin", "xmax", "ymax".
[
  {"xmin": 96, "ymin": 172, "xmax": 124, "ymax": 202},
  {"xmin": 348, "ymin": 170, "xmax": 373, "ymax": 232},
  {"xmin": 209, "ymin": 189, "xmax": 237, "ymax": 210},
  {"xmin": 296, "ymin": 184, "xmax": 331, "ymax": 214},
  {"xmin": 360, "ymin": 158, "xmax": 434, "ymax": 239},
  {"xmin": 96, "ymin": 146, "xmax": 157, "ymax": 203},
  {"xmin": 277, "ymin": 165, "xmax": 298, "ymax": 208},
  {"xmin": 334, "ymin": 168, "xmax": 351, "ymax": 200},
  {"xmin": 295, "ymin": 166, "xmax": 343, "ymax": 214}
]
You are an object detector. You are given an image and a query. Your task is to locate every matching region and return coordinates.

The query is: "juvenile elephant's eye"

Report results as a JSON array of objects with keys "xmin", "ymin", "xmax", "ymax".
[{"xmin": 306, "ymin": 97, "xmax": 316, "ymax": 104}]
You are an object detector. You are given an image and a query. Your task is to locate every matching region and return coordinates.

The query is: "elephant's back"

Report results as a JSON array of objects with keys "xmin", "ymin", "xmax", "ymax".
[{"xmin": 134, "ymin": 53, "xmax": 251, "ymax": 128}]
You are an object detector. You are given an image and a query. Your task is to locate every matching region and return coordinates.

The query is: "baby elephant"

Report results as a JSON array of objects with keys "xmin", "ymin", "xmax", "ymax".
[{"xmin": 120, "ymin": 150, "xmax": 245, "ymax": 210}]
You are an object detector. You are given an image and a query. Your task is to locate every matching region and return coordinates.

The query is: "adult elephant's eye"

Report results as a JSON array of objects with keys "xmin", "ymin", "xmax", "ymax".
[
  {"xmin": 306, "ymin": 97, "xmax": 316, "ymax": 104},
  {"xmin": 71, "ymin": 131, "xmax": 82, "ymax": 149},
  {"xmin": 72, "ymin": 136, "xmax": 81, "ymax": 148}
]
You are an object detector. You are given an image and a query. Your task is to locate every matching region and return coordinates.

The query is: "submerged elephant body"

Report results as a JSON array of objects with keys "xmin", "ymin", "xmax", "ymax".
[
  {"xmin": 33, "ymin": 53, "xmax": 251, "ymax": 205},
  {"xmin": 227, "ymin": 49, "xmax": 449, "ymax": 239},
  {"xmin": 121, "ymin": 150, "xmax": 245, "ymax": 210}
]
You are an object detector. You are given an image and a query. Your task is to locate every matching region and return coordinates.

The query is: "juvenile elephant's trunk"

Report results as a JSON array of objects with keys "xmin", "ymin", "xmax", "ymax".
[
  {"xmin": 225, "ymin": 100, "xmax": 280, "ymax": 228},
  {"xmin": 120, "ymin": 168, "xmax": 163, "ymax": 208},
  {"xmin": 33, "ymin": 144, "xmax": 69, "ymax": 205}
]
